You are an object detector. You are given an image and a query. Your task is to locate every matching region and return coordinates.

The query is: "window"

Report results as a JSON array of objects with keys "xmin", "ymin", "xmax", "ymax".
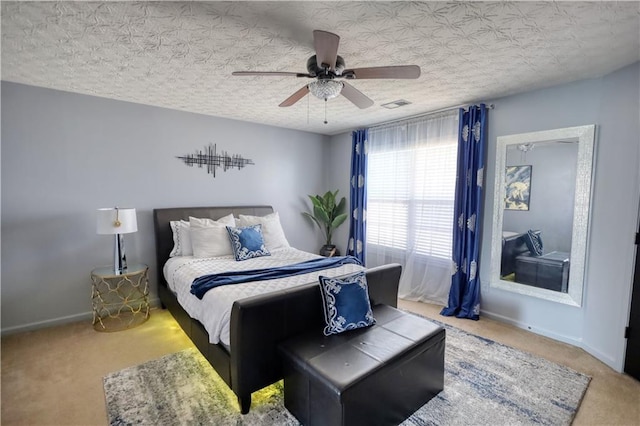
[{"xmin": 366, "ymin": 113, "xmax": 459, "ymax": 262}]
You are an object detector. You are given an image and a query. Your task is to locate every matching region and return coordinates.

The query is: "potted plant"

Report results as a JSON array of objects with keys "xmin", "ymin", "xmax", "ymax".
[{"xmin": 303, "ymin": 190, "xmax": 348, "ymax": 256}]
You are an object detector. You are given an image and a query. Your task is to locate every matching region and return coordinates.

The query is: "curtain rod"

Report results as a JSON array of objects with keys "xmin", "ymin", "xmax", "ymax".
[{"xmin": 368, "ymin": 102, "xmax": 495, "ymax": 131}]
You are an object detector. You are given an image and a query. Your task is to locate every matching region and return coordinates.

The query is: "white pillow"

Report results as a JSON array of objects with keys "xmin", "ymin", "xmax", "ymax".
[
  {"xmin": 169, "ymin": 214, "xmax": 234, "ymax": 257},
  {"xmin": 236, "ymin": 212, "xmax": 290, "ymax": 251},
  {"xmin": 169, "ymin": 220, "xmax": 192, "ymax": 257},
  {"xmin": 189, "ymin": 214, "xmax": 236, "ymax": 258},
  {"xmin": 189, "ymin": 214, "xmax": 235, "ymax": 228}
]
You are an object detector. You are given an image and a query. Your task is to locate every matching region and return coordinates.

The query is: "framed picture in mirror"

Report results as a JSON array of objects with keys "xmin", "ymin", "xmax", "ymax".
[{"xmin": 504, "ymin": 165, "xmax": 532, "ymax": 211}]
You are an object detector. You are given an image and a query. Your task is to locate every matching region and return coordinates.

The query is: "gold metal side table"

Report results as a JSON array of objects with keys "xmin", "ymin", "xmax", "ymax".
[{"xmin": 91, "ymin": 263, "xmax": 150, "ymax": 332}]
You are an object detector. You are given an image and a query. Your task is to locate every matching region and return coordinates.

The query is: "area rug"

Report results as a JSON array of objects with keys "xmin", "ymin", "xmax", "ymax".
[{"xmin": 104, "ymin": 321, "xmax": 590, "ymax": 426}]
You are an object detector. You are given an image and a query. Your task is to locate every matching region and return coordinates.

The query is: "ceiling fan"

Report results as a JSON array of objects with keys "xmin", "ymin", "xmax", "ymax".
[{"xmin": 232, "ymin": 30, "xmax": 421, "ymax": 109}]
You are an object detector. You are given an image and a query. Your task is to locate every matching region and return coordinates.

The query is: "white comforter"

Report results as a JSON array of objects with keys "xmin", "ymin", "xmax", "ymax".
[{"xmin": 163, "ymin": 248, "xmax": 363, "ymax": 346}]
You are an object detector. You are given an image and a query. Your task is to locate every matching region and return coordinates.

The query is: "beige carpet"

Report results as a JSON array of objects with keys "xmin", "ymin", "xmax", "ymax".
[
  {"xmin": 2, "ymin": 301, "xmax": 639, "ymax": 425},
  {"xmin": 103, "ymin": 332, "xmax": 589, "ymax": 425}
]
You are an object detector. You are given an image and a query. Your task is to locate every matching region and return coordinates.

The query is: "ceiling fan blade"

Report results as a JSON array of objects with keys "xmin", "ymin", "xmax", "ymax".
[
  {"xmin": 313, "ymin": 30, "xmax": 340, "ymax": 70},
  {"xmin": 279, "ymin": 85, "xmax": 310, "ymax": 107},
  {"xmin": 341, "ymin": 82, "xmax": 374, "ymax": 109},
  {"xmin": 232, "ymin": 71, "xmax": 310, "ymax": 77},
  {"xmin": 343, "ymin": 65, "xmax": 421, "ymax": 79}
]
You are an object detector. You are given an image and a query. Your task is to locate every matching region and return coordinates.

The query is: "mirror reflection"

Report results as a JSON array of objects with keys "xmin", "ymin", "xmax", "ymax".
[
  {"xmin": 499, "ymin": 141, "xmax": 578, "ymax": 293},
  {"xmin": 490, "ymin": 125, "xmax": 595, "ymax": 307}
]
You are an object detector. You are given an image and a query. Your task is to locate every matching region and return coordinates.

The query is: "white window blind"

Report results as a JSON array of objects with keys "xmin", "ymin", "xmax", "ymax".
[{"xmin": 367, "ymin": 115, "xmax": 458, "ymax": 261}]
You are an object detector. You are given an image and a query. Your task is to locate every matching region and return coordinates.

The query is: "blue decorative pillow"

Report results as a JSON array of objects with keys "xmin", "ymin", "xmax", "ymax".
[
  {"xmin": 226, "ymin": 225, "xmax": 270, "ymax": 261},
  {"xmin": 318, "ymin": 271, "xmax": 375, "ymax": 336},
  {"xmin": 524, "ymin": 230, "xmax": 543, "ymax": 256}
]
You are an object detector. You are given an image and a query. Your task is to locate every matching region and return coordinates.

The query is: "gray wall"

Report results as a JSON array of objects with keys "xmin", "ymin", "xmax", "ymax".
[
  {"xmin": 328, "ymin": 62, "xmax": 640, "ymax": 372},
  {"xmin": 1, "ymin": 82, "xmax": 329, "ymax": 332},
  {"xmin": 482, "ymin": 62, "xmax": 639, "ymax": 372},
  {"xmin": 503, "ymin": 142, "xmax": 578, "ymax": 253},
  {"xmin": 326, "ymin": 132, "xmax": 353, "ymax": 255}
]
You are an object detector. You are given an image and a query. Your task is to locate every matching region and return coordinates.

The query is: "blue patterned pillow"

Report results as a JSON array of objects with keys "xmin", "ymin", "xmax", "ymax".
[
  {"xmin": 226, "ymin": 225, "xmax": 270, "ymax": 261},
  {"xmin": 318, "ymin": 271, "xmax": 375, "ymax": 336},
  {"xmin": 524, "ymin": 230, "xmax": 543, "ymax": 256}
]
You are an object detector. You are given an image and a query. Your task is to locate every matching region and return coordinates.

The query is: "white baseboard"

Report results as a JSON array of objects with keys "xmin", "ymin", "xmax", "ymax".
[
  {"xmin": 1, "ymin": 297, "xmax": 162, "ymax": 336},
  {"xmin": 482, "ymin": 309, "xmax": 623, "ymax": 372},
  {"xmin": 581, "ymin": 340, "xmax": 621, "ymax": 372},
  {"xmin": 480, "ymin": 308, "xmax": 583, "ymax": 348},
  {"xmin": 1, "ymin": 311, "xmax": 93, "ymax": 336}
]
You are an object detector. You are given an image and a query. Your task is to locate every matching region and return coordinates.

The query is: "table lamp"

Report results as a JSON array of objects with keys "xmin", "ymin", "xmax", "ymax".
[{"xmin": 97, "ymin": 207, "xmax": 138, "ymax": 274}]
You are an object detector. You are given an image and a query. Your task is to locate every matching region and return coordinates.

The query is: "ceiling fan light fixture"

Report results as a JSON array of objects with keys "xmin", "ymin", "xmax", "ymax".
[{"xmin": 308, "ymin": 80, "xmax": 344, "ymax": 100}]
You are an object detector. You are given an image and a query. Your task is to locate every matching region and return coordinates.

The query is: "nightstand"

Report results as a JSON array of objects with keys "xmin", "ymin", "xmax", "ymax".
[{"xmin": 91, "ymin": 263, "xmax": 150, "ymax": 332}]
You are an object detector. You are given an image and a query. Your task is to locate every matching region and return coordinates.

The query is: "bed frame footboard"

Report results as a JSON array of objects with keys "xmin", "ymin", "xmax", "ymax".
[{"xmin": 229, "ymin": 263, "xmax": 402, "ymax": 411}]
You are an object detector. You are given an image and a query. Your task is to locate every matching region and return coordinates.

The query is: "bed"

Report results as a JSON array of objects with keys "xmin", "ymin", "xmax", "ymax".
[
  {"xmin": 153, "ymin": 206, "xmax": 402, "ymax": 413},
  {"xmin": 500, "ymin": 230, "xmax": 541, "ymax": 277}
]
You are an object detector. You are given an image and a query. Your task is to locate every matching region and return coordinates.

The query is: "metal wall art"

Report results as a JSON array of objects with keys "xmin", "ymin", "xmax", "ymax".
[{"xmin": 177, "ymin": 144, "xmax": 254, "ymax": 178}]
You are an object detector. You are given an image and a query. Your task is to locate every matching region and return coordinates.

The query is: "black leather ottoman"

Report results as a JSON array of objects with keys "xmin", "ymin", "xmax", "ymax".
[
  {"xmin": 515, "ymin": 251, "xmax": 570, "ymax": 292},
  {"xmin": 278, "ymin": 305, "xmax": 445, "ymax": 426}
]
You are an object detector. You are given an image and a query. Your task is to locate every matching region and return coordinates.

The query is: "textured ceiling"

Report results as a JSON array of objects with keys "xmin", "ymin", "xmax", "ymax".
[{"xmin": 2, "ymin": 1, "xmax": 639, "ymax": 135}]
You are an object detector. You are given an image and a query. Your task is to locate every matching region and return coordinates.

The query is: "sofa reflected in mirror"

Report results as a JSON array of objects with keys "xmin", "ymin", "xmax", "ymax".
[{"xmin": 490, "ymin": 125, "xmax": 595, "ymax": 307}]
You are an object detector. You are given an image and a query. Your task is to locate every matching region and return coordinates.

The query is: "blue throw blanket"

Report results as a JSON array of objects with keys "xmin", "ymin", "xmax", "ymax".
[{"xmin": 190, "ymin": 255, "xmax": 362, "ymax": 299}]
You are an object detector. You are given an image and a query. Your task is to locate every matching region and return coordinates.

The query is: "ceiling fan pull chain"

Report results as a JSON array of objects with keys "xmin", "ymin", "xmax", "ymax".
[
  {"xmin": 324, "ymin": 98, "xmax": 328, "ymax": 124},
  {"xmin": 307, "ymin": 90, "xmax": 310, "ymax": 124}
]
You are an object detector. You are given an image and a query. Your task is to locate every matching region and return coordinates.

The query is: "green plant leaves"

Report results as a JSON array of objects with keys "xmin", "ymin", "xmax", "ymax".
[
  {"xmin": 313, "ymin": 204, "xmax": 330, "ymax": 224},
  {"xmin": 335, "ymin": 196, "xmax": 346, "ymax": 215},
  {"xmin": 331, "ymin": 213, "xmax": 348, "ymax": 230},
  {"xmin": 303, "ymin": 190, "xmax": 348, "ymax": 245}
]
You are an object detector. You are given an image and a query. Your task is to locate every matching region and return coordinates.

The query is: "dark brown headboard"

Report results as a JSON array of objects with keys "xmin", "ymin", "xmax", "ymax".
[{"xmin": 152, "ymin": 206, "xmax": 274, "ymax": 287}]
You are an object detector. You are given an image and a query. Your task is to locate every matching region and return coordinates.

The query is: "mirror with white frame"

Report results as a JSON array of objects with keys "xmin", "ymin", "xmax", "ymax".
[{"xmin": 489, "ymin": 125, "xmax": 596, "ymax": 306}]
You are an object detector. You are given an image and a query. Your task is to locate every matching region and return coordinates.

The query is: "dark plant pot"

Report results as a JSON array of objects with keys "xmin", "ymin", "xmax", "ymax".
[{"xmin": 320, "ymin": 244, "xmax": 340, "ymax": 257}]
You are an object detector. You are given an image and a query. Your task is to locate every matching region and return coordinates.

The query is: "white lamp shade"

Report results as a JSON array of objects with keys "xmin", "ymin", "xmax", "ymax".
[{"xmin": 97, "ymin": 208, "xmax": 138, "ymax": 235}]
